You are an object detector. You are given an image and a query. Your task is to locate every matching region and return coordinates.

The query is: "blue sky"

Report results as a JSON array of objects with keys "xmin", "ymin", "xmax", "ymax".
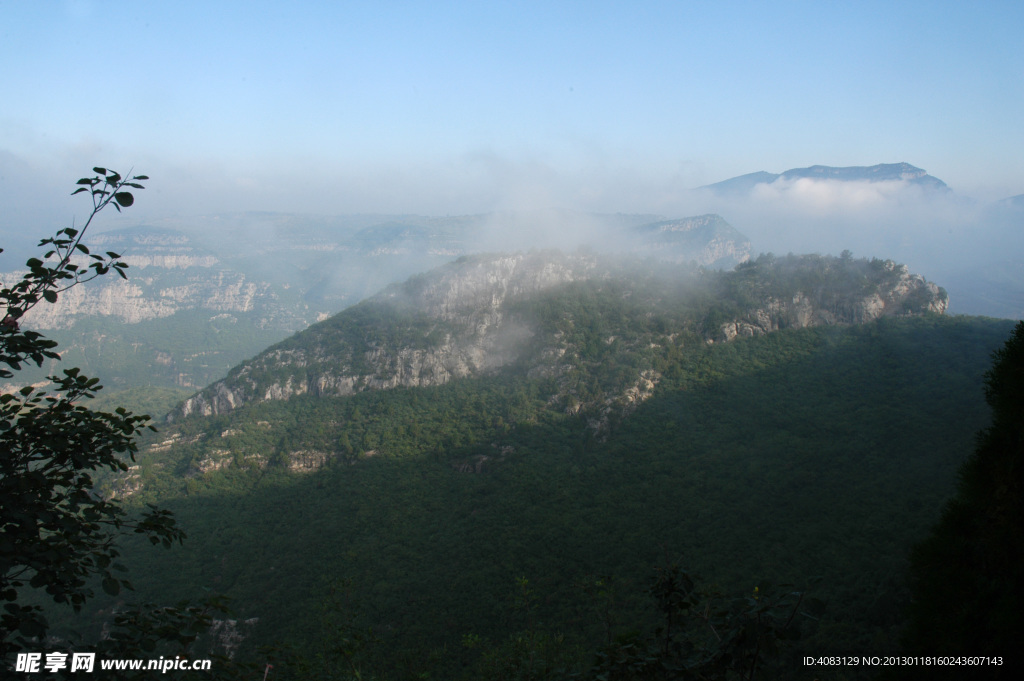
[{"xmin": 2, "ymin": 0, "xmax": 1022, "ymax": 222}]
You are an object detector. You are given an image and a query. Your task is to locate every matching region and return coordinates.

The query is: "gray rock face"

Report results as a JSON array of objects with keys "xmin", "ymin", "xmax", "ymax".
[{"xmin": 13, "ymin": 269, "xmax": 271, "ymax": 329}]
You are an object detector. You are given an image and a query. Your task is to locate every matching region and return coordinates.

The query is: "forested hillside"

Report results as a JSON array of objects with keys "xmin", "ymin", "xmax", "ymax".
[
  {"xmin": 173, "ymin": 251, "xmax": 946, "ymax": 423},
  {"xmin": 46, "ymin": 253, "xmax": 1008, "ymax": 680}
]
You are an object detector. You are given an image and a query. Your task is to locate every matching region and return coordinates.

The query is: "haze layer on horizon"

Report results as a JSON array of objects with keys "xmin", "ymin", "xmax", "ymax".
[{"xmin": 2, "ymin": 1, "xmax": 1022, "ymax": 226}]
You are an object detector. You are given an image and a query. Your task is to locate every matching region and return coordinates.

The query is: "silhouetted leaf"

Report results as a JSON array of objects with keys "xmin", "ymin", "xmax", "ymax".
[{"xmin": 102, "ymin": 577, "xmax": 121, "ymax": 596}]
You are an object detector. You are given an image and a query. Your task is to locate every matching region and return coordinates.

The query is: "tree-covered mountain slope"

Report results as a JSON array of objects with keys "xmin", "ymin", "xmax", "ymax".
[
  {"xmin": 92, "ymin": 312, "xmax": 1013, "ymax": 680},
  {"xmin": 172, "ymin": 251, "xmax": 947, "ymax": 423}
]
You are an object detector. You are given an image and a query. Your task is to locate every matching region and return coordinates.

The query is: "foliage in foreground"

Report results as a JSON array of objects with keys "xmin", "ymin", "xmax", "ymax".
[{"xmin": 1, "ymin": 170, "xmax": 255, "ymax": 678}]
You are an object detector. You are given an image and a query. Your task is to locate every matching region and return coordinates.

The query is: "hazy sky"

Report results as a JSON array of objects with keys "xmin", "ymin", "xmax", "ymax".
[{"xmin": 2, "ymin": 0, "xmax": 1023, "ymax": 224}]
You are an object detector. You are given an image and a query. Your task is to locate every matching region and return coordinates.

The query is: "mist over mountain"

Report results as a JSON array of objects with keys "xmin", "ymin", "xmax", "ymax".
[
  {"xmin": 688, "ymin": 163, "xmax": 1022, "ymax": 319},
  {"xmin": 0, "ymin": 211, "xmax": 751, "ymax": 401},
  {"xmin": 6, "ymin": 163, "xmax": 1020, "ymax": 408},
  {"xmin": 625, "ymin": 214, "xmax": 748, "ymax": 267},
  {"xmin": 172, "ymin": 250, "xmax": 946, "ymax": 422}
]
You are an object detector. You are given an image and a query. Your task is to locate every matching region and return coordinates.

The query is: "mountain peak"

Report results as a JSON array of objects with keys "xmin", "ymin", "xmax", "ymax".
[{"xmin": 701, "ymin": 162, "xmax": 949, "ymax": 194}]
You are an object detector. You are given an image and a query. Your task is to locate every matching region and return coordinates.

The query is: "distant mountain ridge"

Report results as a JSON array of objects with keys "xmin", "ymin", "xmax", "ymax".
[{"xmin": 701, "ymin": 162, "xmax": 950, "ymax": 194}]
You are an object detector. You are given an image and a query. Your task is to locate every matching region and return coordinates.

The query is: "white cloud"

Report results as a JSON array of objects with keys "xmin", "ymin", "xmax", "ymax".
[{"xmin": 750, "ymin": 178, "xmax": 914, "ymax": 214}]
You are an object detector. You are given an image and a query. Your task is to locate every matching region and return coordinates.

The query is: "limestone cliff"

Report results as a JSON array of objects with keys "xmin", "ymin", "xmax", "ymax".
[
  {"xmin": 5, "ymin": 228, "xmax": 283, "ymax": 329},
  {"xmin": 11, "ymin": 270, "xmax": 274, "ymax": 329}
]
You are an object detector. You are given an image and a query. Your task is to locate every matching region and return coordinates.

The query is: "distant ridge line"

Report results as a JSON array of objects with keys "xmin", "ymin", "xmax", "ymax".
[{"xmin": 701, "ymin": 162, "xmax": 950, "ymax": 194}]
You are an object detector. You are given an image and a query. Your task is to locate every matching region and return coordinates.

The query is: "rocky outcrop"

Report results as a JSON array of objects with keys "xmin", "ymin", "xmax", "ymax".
[
  {"xmin": 288, "ymin": 450, "xmax": 333, "ymax": 472},
  {"xmin": 718, "ymin": 260, "xmax": 947, "ymax": 341},
  {"xmin": 209, "ymin": 618, "xmax": 259, "ymax": 659}
]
